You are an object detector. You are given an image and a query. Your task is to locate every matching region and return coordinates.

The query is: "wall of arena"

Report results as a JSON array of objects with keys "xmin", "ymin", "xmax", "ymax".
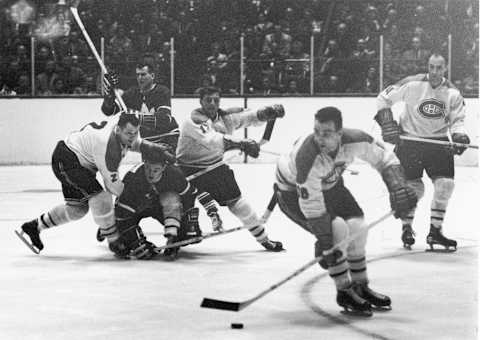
[{"xmin": 0, "ymin": 97, "xmax": 478, "ymax": 166}]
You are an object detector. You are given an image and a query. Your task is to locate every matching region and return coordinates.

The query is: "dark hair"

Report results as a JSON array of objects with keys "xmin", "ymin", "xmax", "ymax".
[
  {"xmin": 315, "ymin": 106, "xmax": 342, "ymax": 130},
  {"xmin": 198, "ymin": 86, "xmax": 221, "ymax": 100},
  {"xmin": 118, "ymin": 113, "xmax": 140, "ymax": 127},
  {"xmin": 135, "ymin": 61, "xmax": 155, "ymax": 74},
  {"xmin": 142, "ymin": 147, "xmax": 167, "ymax": 165}
]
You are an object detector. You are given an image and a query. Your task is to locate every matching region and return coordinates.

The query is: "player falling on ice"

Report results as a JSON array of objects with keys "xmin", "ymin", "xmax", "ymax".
[
  {"xmin": 274, "ymin": 107, "xmax": 417, "ymax": 315},
  {"xmin": 15, "ymin": 113, "xmax": 173, "ymax": 255},
  {"xmin": 375, "ymin": 53, "xmax": 470, "ymax": 251},
  {"xmin": 176, "ymin": 86, "xmax": 285, "ymax": 251},
  {"xmin": 110, "ymin": 147, "xmax": 199, "ymax": 260}
]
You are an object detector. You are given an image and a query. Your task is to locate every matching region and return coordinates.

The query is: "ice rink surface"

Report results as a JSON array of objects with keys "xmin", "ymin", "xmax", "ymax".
[{"xmin": 0, "ymin": 163, "xmax": 477, "ymax": 340}]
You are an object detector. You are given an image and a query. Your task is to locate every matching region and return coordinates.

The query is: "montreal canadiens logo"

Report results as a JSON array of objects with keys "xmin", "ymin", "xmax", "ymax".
[{"xmin": 417, "ymin": 99, "xmax": 445, "ymax": 119}]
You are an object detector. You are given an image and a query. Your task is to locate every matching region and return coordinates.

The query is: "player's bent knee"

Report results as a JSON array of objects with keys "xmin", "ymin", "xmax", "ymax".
[
  {"xmin": 88, "ymin": 191, "xmax": 114, "ymax": 227},
  {"xmin": 159, "ymin": 191, "xmax": 182, "ymax": 222},
  {"xmin": 407, "ymin": 178, "xmax": 425, "ymax": 200},
  {"xmin": 346, "ymin": 217, "xmax": 367, "ymax": 257},
  {"xmin": 332, "ymin": 217, "xmax": 349, "ymax": 253},
  {"xmin": 65, "ymin": 201, "xmax": 89, "ymax": 220}
]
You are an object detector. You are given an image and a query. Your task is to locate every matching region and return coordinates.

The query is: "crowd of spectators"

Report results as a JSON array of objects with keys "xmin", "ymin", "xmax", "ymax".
[{"xmin": 0, "ymin": 0, "xmax": 478, "ymax": 96}]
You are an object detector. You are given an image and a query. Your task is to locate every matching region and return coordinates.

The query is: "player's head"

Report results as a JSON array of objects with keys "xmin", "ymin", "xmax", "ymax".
[
  {"xmin": 135, "ymin": 62, "xmax": 155, "ymax": 91},
  {"xmin": 198, "ymin": 86, "xmax": 221, "ymax": 117},
  {"xmin": 142, "ymin": 148, "xmax": 168, "ymax": 183},
  {"xmin": 313, "ymin": 106, "xmax": 343, "ymax": 154},
  {"xmin": 116, "ymin": 113, "xmax": 140, "ymax": 147},
  {"xmin": 427, "ymin": 53, "xmax": 447, "ymax": 88}
]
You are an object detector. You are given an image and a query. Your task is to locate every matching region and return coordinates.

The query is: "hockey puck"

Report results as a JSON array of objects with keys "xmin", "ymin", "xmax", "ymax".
[{"xmin": 231, "ymin": 323, "xmax": 244, "ymax": 329}]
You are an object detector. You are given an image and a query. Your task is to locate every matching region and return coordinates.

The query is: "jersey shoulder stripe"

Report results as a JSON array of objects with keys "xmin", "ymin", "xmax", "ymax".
[
  {"xmin": 295, "ymin": 134, "xmax": 319, "ymax": 184},
  {"xmin": 341, "ymin": 128, "xmax": 373, "ymax": 145}
]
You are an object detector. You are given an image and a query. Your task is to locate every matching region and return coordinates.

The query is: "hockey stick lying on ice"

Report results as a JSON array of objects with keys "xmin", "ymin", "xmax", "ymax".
[
  {"xmin": 200, "ymin": 211, "xmax": 393, "ymax": 312},
  {"xmin": 400, "ymin": 135, "xmax": 478, "ymax": 149},
  {"xmin": 154, "ymin": 197, "xmax": 277, "ymax": 253},
  {"xmin": 70, "ymin": 6, "xmax": 128, "ymax": 113}
]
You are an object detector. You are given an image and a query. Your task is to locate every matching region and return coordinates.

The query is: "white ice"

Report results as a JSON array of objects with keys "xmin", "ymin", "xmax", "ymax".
[{"xmin": 0, "ymin": 163, "xmax": 477, "ymax": 340}]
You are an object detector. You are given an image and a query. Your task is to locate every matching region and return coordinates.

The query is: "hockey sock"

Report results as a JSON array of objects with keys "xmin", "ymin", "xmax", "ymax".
[
  {"xmin": 228, "ymin": 198, "xmax": 267, "ymax": 242},
  {"xmin": 89, "ymin": 191, "xmax": 116, "ymax": 242},
  {"xmin": 348, "ymin": 256, "xmax": 368, "ymax": 284},
  {"xmin": 401, "ymin": 179, "xmax": 424, "ymax": 226},
  {"xmin": 328, "ymin": 256, "xmax": 351, "ymax": 290},
  {"xmin": 37, "ymin": 202, "xmax": 89, "ymax": 231},
  {"xmin": 431, "ymin": 177, "xmax": 454, "ymax": 228},
  {"xmin": 197, "ymin": 191, "xmax": 218, "ymax": 215}
]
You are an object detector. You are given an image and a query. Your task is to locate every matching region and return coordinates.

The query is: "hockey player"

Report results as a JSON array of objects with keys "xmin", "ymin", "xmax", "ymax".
[
  {"xmin": 274, "ymin": 106, "xmax": 417, "ymax": 315},
  {"xmin": 16, "ymin": 113, "xmax": 173, "ymax": 255},
  {"xmin": 176, "ymin": 86, "xmax": 285, "ymax": 252},
  {"xmin": 112, "ymin": 147, "xmax": 198, "ymax": 260},
  {"xmin": 101, "ymin": 63, "xmax": 223, "ymax": 233},
  {"xmin": 375, "ymin": 53, "xmax": 469, "ymax": 251}
]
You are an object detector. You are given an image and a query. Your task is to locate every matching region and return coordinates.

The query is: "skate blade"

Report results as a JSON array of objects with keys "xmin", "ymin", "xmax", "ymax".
[
  {"xmin": 14, "ymin": 230, "xmax": 40, "ymax": 254},
  {"xmin": 425, "ymin": 247, "xmax": 457, "ymax": 253},
  {"xmin": 340, "ymin": 308, "xmax": 373, "ymax": 317},
  {"xmin": 372, "ymin": 305, "xmax": 392, "ymax": 312},
  {"xmin": 403, "ymin": 244, "xmax": 412, "ymax": 250}
]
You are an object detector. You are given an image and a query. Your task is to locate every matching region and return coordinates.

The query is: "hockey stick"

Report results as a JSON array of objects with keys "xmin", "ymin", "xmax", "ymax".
[
  {"xmin": 201, "ymin": 211, "xmax": 393, "ymax": 311},
  {"xmin": 259, "ymin": 119, "xmax": 276, "ymax": 146},
  {"xmin": 154, "ymin": 201, "xmax": 277, "ymax": 253},
  {"xmin": 69, "ymin": 6, "xmax": 127, "ymax": 113},
  {"xmin": 400, "ymin": 135, "xmax": 478, "ymax": 149},
  {"xmin": 260, "ymin": 191, "xmax": 277, "ymax": 222}
]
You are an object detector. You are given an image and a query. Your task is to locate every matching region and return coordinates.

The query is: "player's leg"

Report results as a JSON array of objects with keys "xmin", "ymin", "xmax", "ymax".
[
  {"xmin": 157, "ymin": 191, "xmax": 183, "ymax": 260},
  {"xmin": 394, "ymin": 141, "xmax": 425, "ymax": 249},
  {"xmin": 425, "ymin": 147, "xmax": 457, "ymax": 251},
  {"xmin": 197, "ymin": 191, "xmax": 223, "ymax": 231},
  {"xmin": 200, "ymin": 165, "xmax": 284, "ymax": 251},
  {"xmin": 17, "ymin": 141, "xmax": 98, "ymax": 253},
  {"xmin": 346, "ymin": 217, "xmax": 391, "ymax": 309}
]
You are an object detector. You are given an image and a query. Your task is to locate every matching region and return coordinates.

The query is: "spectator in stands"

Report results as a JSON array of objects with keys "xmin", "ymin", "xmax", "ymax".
[
  {"xmin": 36, "ymin": 59, "xmax": 60, "ymax": 95},
  {"xmin": 284, "ymin": 79, "xmax": 300, "ymax": 95},
  {"xmin": 108, "ymin": 25, "xmax": 133, "ymax": 63},
  {"xmin": 285, "ymin": 40, "xmax": 309, "ymax": 82},
  {"xmin": 334, "ymin": 22, "xmax": 354, "ymax": 59},
  {"xmin": 206, "ymin": 41, "xmax": 228, "ymax": 87},
  {"xmin": 64, "ymin": 55, "xmax": 87, "ymax": 93},
  {"xmin": 347, "ymin": 66, "xmax": 378, "ymax": 93},
  {"xmin": 262, "ymin": 23, "xmax": 292, "ymax": 59},
  {"xmin": 382, "ymin": 8, "xmax": 398, "ymax": 31},
  {"xmin": 14, "ymin": 73, "xmax": 31, "ymax": 96},
  {"xmin": 401, "ymin": 36, "xmax": 430, "ymax": 74},
  {"xmin": 255, "ymin": 75, "xmax": 279, "ymax": 95},
  {"xmin": 254, "ymin": 12, "xmax": 273, "ymax": 36},
  {"xmin": 51, "ymin": 77, "xmax": 67, "ymax": 95}
]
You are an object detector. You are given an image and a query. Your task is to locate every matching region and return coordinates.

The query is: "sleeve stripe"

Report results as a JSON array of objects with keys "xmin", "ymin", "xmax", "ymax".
[
  {"xmin": 117, "ymin": 202, "xmax": 136, "ymax": 213},
  {"xmin": 179, "ymin": 182, "xmax": 191, "ymax": 196}
]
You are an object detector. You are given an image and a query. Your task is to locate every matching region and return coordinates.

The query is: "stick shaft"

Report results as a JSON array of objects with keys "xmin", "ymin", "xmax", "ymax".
[
  {"xmin": 400, "ymin": 135, "xmax": 478, "ymax": 149},
  {"xmin": 69, "ymin": 7, "xmax": 127, "ymax": 113}
]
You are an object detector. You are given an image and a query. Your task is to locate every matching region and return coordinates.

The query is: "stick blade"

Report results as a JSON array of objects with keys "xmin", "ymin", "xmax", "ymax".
[{"xmin": 200, "ymin": 298, "xmax": 241, "ymax": 312}]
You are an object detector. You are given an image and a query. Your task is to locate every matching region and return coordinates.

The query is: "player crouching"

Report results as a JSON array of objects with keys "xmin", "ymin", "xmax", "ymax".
[{"xmin": 111, "ymin": 147, "xmax": 200, "ymax": 260}]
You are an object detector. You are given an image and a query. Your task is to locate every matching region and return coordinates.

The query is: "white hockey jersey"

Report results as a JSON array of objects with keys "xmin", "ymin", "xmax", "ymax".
[
  {"xmin": 176, "ymin": 107, "xmax": 263, "ymax": 167},
  {"xmin": 376, "ymin": 74, "xmax": 466, "ymax": 138},
  {"xmin": 65, "ymin": 117, "xmax": 141, "ymax": 196},
  {"xmin": 276, "ymin": 129, "xmax": 398, "ymax": 219}
]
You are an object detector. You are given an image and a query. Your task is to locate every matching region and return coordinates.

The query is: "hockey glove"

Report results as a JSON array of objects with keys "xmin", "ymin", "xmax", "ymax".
[
  {"xmin": 239, "ymin": 139, "xmax": 260, "ymax": 158},
  {"xmin": 374, "ymin": 108, "xmax": 401, "ymax": 145},
  {"xmin": 108, "ymin": 238, "xmax": 130, "ymax": 259},
  {"xmin": 309, "ymin": 214, "xmax": 342, "ymax": 269},
  {"xmin": 130, "ymin": 238, "xmax": 157, "ymax": 260},
  {"xmin": 451, "ymin": 133, "xmax": 470, "ymax": 155},
  {"xmin": 382, "ymin": 165, "xmax": 417, "ymax": 218},
  {"xmin": 257, "ymin": 104, "xmax": 285, "ymax": 121},
  {"xmin": 140, "ymin": 140, "xmax": 176, "ymax": 164},
  {"xmin": 103, "ymin": 70, "xmax": 119, "ymax": 98}
]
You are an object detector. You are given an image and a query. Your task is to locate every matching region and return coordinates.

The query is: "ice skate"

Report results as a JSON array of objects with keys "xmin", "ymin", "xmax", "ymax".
[
  {"xmin": 184, "ymin": 208, "xmax": 202, "ymax": 244},
  {"xmin": 163, "ymin": 236, "xmax": 180, "ymax": 261},
  {"xmin": 426, "ymin": 225, "xmax": 457, "ymax": 252},
  {"xmin": 401, "ymin": 224, "xmax": 415, "ymax": 250},
  {"xmin": 353, "ymin": 282, "xmax": 391, "ymax": 311},
  {"xmin": 337, "ymin": 286, "xmax": 372, "ymax": 317},
  {"xmin": 15, "ymin": 219, "xmax": 43, "ymax": 254},
  {"xmin": 96, "ymin": 228, "xmax": 105, "ymax": 242},
  {"xmin": 261, "ymin": 238, "xmax": 284, "ymax": 252},
  {"xmin": 208, "ymin": 211, "xmax": 224, "ymax": 232}
]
